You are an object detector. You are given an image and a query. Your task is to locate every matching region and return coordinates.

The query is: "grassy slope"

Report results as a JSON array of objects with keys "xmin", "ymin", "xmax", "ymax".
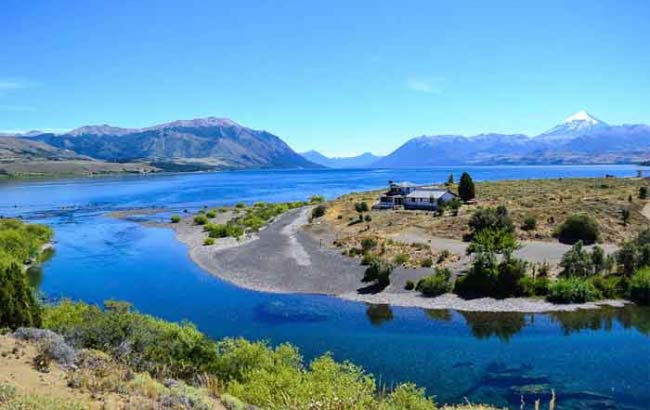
[{"xmin": 326, "ymin": 178, "xmax": 649, "ymax": 245}]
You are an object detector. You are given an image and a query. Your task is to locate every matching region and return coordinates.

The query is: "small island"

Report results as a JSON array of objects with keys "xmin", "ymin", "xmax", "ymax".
[{"xmin": 123, "ymin": 174, "xmax": 650, "ymax": 313}]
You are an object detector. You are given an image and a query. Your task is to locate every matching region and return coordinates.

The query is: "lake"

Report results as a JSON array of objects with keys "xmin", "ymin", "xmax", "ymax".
[{"xmin": 2, "ymin": 165, "xmax": 649, "ymax": 409}]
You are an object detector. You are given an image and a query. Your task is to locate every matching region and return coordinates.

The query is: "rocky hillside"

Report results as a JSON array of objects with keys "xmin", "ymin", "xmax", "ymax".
[{"xmin": 26, "ymin": 117, "xmax": 320, "ymax": 171}]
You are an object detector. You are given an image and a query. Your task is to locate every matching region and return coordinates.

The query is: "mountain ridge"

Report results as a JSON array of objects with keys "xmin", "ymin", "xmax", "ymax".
[{"xmin": 300, "ymin": 150, "xmax": 383, "ymax": 168}]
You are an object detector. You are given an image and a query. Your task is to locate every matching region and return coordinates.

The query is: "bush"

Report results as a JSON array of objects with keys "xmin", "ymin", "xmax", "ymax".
[
  {"xmin": 309, "ymin": 195, "xmax": 326, "ymax": 204},
  {"xmin": 364, "ymin": 214, "xmax": 372, "ymax": 222},
  {"xmin": 205, "ymin": 210, "xmax": 216, "ymax": 219},
  {"xmin": 454, "ymin": 253, "xmax": 499, "ymax": 298},
  {"xmin": 554, "ymin": 214, "xmax": 600, "ymax": 245},
  {"xmin": 360, "ymin": 254, "xmax": 377, "ymax": 266},
  {"xmin": 468, "ymin": 206, "xmax": 514, "ymax": 235},
  {"xmin": 404, "ymin": 280, "xmax": 415, "ymax": 291},
  {"xmin": 521, "ymin": 216, "xmax": 537, "ymax": 231},
  {"xmin": 420, "ymin": 257, "xmax": 433, "ymax": 268},
  {"xmin": 362, "ymin": 260, "xmax": 394, "ymax": 288},
  {"xmin": 495, "ymin": 257, "xmax": 528, "ymax": 298},
  {"xmin": 170, "ymin": 215, "xmax": 181, "ymax": 223},
  {"xmin": 0, "ymin": 263, "xmax": 42, "ymax": 329},
  {"xmin": 640, "ymin": 186, "xmax": 648, "ymax": 199},
  {"xmin": 193, "ymin": 215, "xmax": 208, "ymax": 225},
  {"xmin": 360, "ymin": 238, "xmax": 377, "ymax": 252},
  {"xmin": 235, "ymin": 202, "xmax": 246, "ymax": 209},
  {"xmin": 354, "ymin": 202, "xmax": 369, "ymax": 213},
  {"xmin": 519, "ymin": 276, "xmax": 550, "ymax": 296},
  {"xmin": 560, "ymin": 241, "xmax": 594, "ymax": 277},
  {"xmin": 547, "ymin": 277, "xmax": 601, "ymax": 303},
  {"xmin": 591, "ymin": 275, "xmax": 627, "ymax": 299},
  {"xmin": 416, "ymin": 268, "xmax": 451, "ymax": 297},
  {"xmin": 311, "ymin": 204, "xmax": 327, "ymax": 219},
  {"xmin": 203, "ymin": 237, "xmax": 215, "ymax": 246},
  {"xmin": 393, "ymin": 253, "xmax": 409, "ymax": 265},
  {"xmin": 629, "ymin": 268, "xmax": 650, "ymax": 305}
]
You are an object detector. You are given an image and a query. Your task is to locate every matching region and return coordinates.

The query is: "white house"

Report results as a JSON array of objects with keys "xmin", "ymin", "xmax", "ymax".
[{"xmin": 374, "ymin": 181, "xmax": 457, "ymax": 210}]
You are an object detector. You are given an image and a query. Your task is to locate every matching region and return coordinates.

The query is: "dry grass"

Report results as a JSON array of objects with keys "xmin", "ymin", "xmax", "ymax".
[{"xmin": 325, "ymin": 178, "xmax": 650, "ymax": 246}]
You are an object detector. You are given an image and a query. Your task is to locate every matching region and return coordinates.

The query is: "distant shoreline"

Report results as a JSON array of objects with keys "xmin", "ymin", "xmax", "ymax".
[{"xmin": 114, "ymin": 206, "xmax": 632, "ymax": 313}]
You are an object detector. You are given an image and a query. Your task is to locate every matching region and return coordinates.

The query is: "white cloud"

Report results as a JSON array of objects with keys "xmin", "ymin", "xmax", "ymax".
[
  {"xmin": 0, "ymin": 78, "xmax": 36, "ymax": 97},
  {"xmin": 406, "ymin": 77, "xmax": 445, "ymax": 94}
]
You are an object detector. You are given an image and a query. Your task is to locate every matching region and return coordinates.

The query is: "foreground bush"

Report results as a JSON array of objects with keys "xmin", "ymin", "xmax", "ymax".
[
  {"xmin": 554, "ymin": 214, "xmax": 600, "ymax": 245},
  {"xmin": 547, "ymin": 277, "xmax": 601, "ymax": 303},
  {"xmin": 40, "ymin": 300, "xmax": 486, "ymax": 410},
  {"xmin": 629, "ymin": 268, "xmax": 650, "ymax": 305}
]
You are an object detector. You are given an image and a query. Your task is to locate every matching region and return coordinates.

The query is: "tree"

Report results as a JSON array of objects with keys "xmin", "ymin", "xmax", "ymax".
[
  {"xmin": 639, "ymin": 186, "xmax": 648, "ymax": 200},
  {"xmin": 458, "ymin": 172, "xmax": 475, "ymax": 202},
  {"xmin": 559, "ymin": 241, "xmax": 593, "ymax": 277},
  {"xmin": 466, "ymin": 228, "xmax": 519, "ymax": 256},
  {"xmin": 591, "ymin": 245, "xmax": 606, "ymax": 274},
  {"xmin": 354, "ymin": 202, "xmax": 369, "ymax": 213},
  {"xmin": 0, "ymin": 263, "xmax": 41, "ymax": 329}
]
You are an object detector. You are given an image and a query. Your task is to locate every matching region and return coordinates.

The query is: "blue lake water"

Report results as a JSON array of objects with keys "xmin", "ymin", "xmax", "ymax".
[{"xmin": 1, "ymin": 165, "xmax": 649, "ymax": 409}]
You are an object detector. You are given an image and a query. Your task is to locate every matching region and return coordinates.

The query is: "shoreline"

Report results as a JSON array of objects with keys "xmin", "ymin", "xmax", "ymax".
[{"xmin": 112, "ymin": 207, "xmax": 634, "ymax": 313}]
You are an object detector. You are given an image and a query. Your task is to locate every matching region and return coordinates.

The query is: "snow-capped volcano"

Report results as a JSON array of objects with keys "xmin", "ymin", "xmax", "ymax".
[{"xmin": 537, "ymin": 110, "xmax": 609, "ymax": 141}]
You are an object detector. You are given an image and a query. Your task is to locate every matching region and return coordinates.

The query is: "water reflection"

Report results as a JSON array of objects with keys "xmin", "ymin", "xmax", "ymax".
[
  {"xmin": 419, "ymin": 305, "xmax": 650, "ymax": 341},
  {"xmin": 365, "ymin": 304, "xmax": 394, "ymax": 326}
]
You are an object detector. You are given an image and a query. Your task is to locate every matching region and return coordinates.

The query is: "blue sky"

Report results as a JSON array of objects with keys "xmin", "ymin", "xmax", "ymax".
[{"xmin": 1, "ymin": 0, "xmax": 649, "ymax": 156}]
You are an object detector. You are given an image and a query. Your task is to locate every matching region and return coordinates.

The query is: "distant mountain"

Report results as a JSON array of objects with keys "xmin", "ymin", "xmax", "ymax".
[
  {"xmin": 301, "ymin": 150, "xmax": 382, "ymax": 168},
  {"xmin": 0, "ymin": 136, "xmax": 156, "ymax": 177},
  {"xmin": 371, "ymin": 111, "xmax": 650, "ymax": 167},
  {"xmin": 25, "ymin": 117, "xmax": 320, "ymax": 171}
]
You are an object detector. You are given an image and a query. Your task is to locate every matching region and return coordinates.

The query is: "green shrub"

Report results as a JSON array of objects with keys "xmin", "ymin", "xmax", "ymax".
[
  {"xmin": 454, "ymin": 253, "xmax": 499, "ymax": 298},
  {"xmin": 203, "ymin": 237, "xmax": 215, "ymax": 246},
  {"xmin": 206, "ymin": 210, "xmax": 216, "ymax": 219},
  {"xmin": 560, "ymin": 241, "xmax": 594, "ymax": 277},
  {"xmin": 554, "ymin": 214, "xmax": 600, "ymax": 245},
  {"xmin": 639, "ymin": 186, "xmax": 648, "ymax": 199},
  {"xmin": 360, "ymin": 254, "xmax": 377, "ymax": 266},
  {"xmin": 393, "ymin": 253, "xmax": 409, "ymax": 265},
  {"xmin": 362, "ymin": 260, "xmax": 393, "ymax": 288},
  {"xmin": 404, "ymin": 280, "xmax": 415, "ymax": 291},
  {"xmin": 193, "ymin": 215, "xmax": 208, "ymax": 225},
  {"xmin": 383, "ymin": 383, "xmax": 436, "ymax": 410},
  {"xmin": 495, "ymin": 257, "xmax": 528, "ymax": 298},
  {"xmin": 311, "ymin": 204, "xmax": 327, "ymax": 219},
  {"xmin": 519, "ymin": 276, "xmax": 550, "ymax": 296},
  {"xmin": 416, "ymin": 268, "xmax": 451, "ymax": 297},
  {"xmin": 360, "ymin": 238, "xmax": 377, "ymax": 252},
  {"xmin": 629, "ymin": 268, "xmax": 650, "ymax": 305},
  {"xmin": 521, "ymin": 216, "xmax": 537, "ymax": 231},
  {"xmin": 591, "ymin": 275, "xmax": 627, "ymax": 299},
  {"xmin": 547, "ymin": 277, "xmax": 601, "ymax": 303},
  {"xmin": 420, "ymin": 257, "xmax": 433, "ymax": 268},
  {"xmin": 354, "ymin": 202, "xmax": 369, "ymax": 213},
  {"xmin": 468, "ymin": 205, "xmax": 514, "ymax": 235},
  {"xmin": 436, "ymin": 250, "xmax": 451, "ymax": 264},
  {"xmin": 170, "ymin": 215, "xmax": 181, "ymax": 223},
  {"xmin": 364, "ymin": 214, "xmax": 372, "ymax": 222},
  {"xmin": 309, "ymin": 195, "xmax": 326, "ymax": 204},
  {"xmin": 235, "ymin": 202, "xmax": 246, "ymax": 209}
]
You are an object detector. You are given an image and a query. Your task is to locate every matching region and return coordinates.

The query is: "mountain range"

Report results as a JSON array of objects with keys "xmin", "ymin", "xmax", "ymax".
[
  {"xmin": 371, "ymin": 111, "xmax": 650, "ymax": 167},
  {"xmin": 1, "ymin": 111, "xmax": 648, "ymax": 177},
  {"xmin": 13, "ymin": 117, "xmax": 320, "ymax": 172},
  {"xmin": 300, "ymin": 151, "xmax": 382, "ymax": 168}
]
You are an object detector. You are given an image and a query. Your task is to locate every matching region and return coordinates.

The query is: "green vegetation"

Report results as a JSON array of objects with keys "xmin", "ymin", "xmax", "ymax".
[
  {"xmin": 547, "ymin": 277, "xmax": 601, "ymax": 303},
  {"xmin": 416, "ymin": 268, "xmax": 452, "ymax": 297},
  {"xmin": 521, "ymin": 216, "xmax": 537, "ymax": 231},
  {"xmin": 309, "ymin": 195, "xmax": 326, "ymax": 204},
  {"xmin": 38, "ymin": 300, "xmax": 503, "ymax": 410},
  {"xmin": 404, "ymin": 280, "xmax": 415, "ymax": 290},
  {"xmin": 170, "ymin": 214, "xmax": 181, "ymax": 223},
  {"xmin": 203, "ymin": 237, "xmax": 215, "ymax": 246},
  {"xmin": 193, "ymin": 214, "xmax": 208, "ymax": 225},
  {"xmin": 629, "ymin": 268, "xmax": 650, "ymax": 305},
  {"xmin": 205, "ymin": 210, "xmax": 217, "ymax": 218},
  {"xmin": 639, "ymin": 186, "xmax": 648, "ymax": 199},
  {"xmin": 458, "ymin": 172, "xmax": 475, "ymax": 202},
  {"xmin": 311, "ymin": 204, "xmax": 327, "ymax": 219},
  {"xmin": 554, "ymin": 214, "xmax": 600, "ymax": 245},
  {"xmin": 0, "ymin": 219, "xmax": 53, "ymax": 329},
  {"xmin": 361, "ymin": 259, "xmax": 394, "ymax": 288},
  {"xmin": 468, "ymin": 205, "xmax": 514, "ymax": 237}
]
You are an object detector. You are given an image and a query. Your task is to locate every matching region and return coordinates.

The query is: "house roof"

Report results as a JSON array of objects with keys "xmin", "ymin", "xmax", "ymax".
[
  {"xmin": 406, "ymin": 189, "xmax": 454, "ymax": 199},
  {"xmin": 392, "ymin": 181, "xmax": 417, "ymax": 188}
]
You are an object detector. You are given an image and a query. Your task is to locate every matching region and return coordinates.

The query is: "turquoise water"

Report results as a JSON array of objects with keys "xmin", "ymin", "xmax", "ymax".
[{"xmin": 2, "ymin": 166, "xmax": 649, "ymax": 409}]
